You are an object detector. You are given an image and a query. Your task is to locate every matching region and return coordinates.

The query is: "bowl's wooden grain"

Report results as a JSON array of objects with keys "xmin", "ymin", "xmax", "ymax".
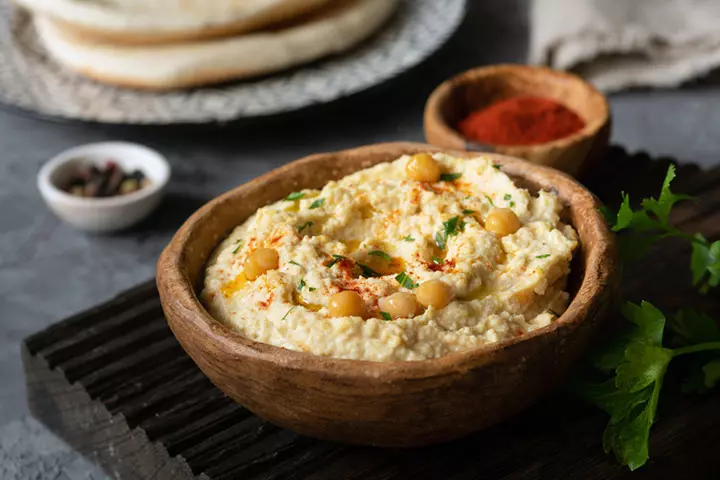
[
  {"xmin": 156, "ymin": 142, "xmax": 618, "ymax": 447},
  {"xmin": 424, "ymin": 64, "xmax": 611, "ymax": 177}
]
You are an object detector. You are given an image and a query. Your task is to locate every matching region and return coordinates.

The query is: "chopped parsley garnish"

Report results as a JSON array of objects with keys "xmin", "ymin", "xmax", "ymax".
[
  {"xmin": 509, "ymin": 201, "xmax": 516, "ymax": 208},
  {"xmin": 380, "ymin": 312, "xmax": 393, "ymax": 321},
  {"xmin": 357, "ymin": 263, "xmax": 380, "ymax": 278},
  {"xmin": 396, "ymin": 272, "xmax": 419, "ymax": 289},
  {"xmin": 288, "ymin": 260, "xmax": 303, "ymax": 267},
  {"xmin": 298, "ymin": 279, "xmax": 306, "ymax": 291},
  {"xmin": 308, "ymin": 287, "xmax": 316, "ymax": 292},
  {"xmin": 232, "ymin": 240, "xmax": 243, "ymax": 254},
  {"xmin": 432, "ymin": 256, "xmax": 443, "ymax": 264},
  {"xmin": 297, "ymin": 221, "xmax": 313, "ymax": 234},
  {"xmin": 504, "ymin": 193, "xmax": 512, "ymax": 201},
  {"xmin": 281, "ymin": 307, "xmax": 295, "ymax": 320},
  {"xmin": 444, "ymin": 216, "xmax": 461, "ymax": 236},
  {"xmin": 440, "ymin": 172, "xmax": 462, "ymax": 182},
  {"xmin": 493, "ymin": 164, "xmax": 502, "ymax": 170},
  {"xmin": 485, "ymin": 195, "xmax": 495, "ymax": 207},
  {"xmin": 435, "ymin": 216, "xmax": 464, "ymax": 250},
  {"xmin": 402, "ymin": 235, "xmax": 415, "ymax": 242},
  {"xmin": 369, "ymin": 250, "xmax": 391, "ymax": 261},
  {"xmin": 435, "ymin": 231, "xmax": 446, "ymax": 250},
  {"xmin": 536, "ymin": 254, "xmax": 551, "ymax": 259},
  {"xmin": 286, "ymin": 192, "xmax": 305, "ymax": 201},
  {"xmin": 327, "ymin": 254, "xmax": 345, "ymax": 268},
  {"xmin": 462, "ymin": 209, "xmax": 476, "ymax": 215},
  {"xmin": 309, "ymin": 198, "xmax": 325, "ymax": 209}
]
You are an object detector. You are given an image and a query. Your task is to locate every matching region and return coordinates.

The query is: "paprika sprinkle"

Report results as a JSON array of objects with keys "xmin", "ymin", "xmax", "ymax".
[{"xmin": 458, "ymin": 96, "xmax": 585, "ymax": 146}]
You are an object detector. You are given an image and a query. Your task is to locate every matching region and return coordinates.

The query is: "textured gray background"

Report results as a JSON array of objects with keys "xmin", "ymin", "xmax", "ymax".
[{"xmin": 1, "ymin": 1, "xmax": 720, "ymax": 478}]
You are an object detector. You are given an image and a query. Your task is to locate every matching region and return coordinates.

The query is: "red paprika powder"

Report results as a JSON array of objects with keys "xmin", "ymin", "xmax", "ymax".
[{"xmin": 458, "ymin": 96, "xmax": 585, "ymax": 146}]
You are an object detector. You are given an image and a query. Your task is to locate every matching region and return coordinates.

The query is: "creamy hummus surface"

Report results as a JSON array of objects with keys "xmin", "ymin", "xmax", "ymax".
[{"xmin": 202, "ymin": 153, "xmax": 578, "ymax": 362}]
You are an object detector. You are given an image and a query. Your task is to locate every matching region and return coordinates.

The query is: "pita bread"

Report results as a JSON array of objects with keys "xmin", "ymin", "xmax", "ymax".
[
  {"xmin": 13, "ymin": 0, "xmax": 334, "ymax": 44},
  {"xmin": 34, "ymin": 0, "xmax": 399, "ymax": 90}
]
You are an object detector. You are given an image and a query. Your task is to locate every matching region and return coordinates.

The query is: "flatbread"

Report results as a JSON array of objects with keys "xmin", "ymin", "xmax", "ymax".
[
  {"xmin": 34, "ymin": 0, "xmax": 399, "ymax": 90},
  {"xmin": 13, "ymin": 0, "xmax": 335, "ymax": 44}
]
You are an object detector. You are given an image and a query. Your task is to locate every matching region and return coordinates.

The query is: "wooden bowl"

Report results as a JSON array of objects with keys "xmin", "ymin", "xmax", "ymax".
[
  {"xmin": 424, "ymin": 64, "xmax": 611, "ymax": 177},
  {"xmin": 157, "ymin": 142, "xmax": 618, "ymax": 447}
]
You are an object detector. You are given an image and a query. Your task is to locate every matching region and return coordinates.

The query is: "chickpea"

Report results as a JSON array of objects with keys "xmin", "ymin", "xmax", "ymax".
[
  {"xmin": 406, "ymin": 153, "xmax": 441, "ymax": 183},
  {"xmin": 485, "ymin": 208, "xmax": 521, "ymax": 237},
  {"xmin": 328, "ymin": 291, "xmax": 368, "ymax": 318},
  {"xmin": 378, "ymin": 292, "xmax": 421, "ymax": 319},
  {"xmin": 244, "ymin": 248, "xmax": 279, "ymax": 280},
  {"xmin": 416, "ymin": 280, "xmax": 454, "ymax": 309}
]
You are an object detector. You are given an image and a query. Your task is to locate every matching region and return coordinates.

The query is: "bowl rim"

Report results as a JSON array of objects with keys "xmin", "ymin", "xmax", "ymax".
[
  {"xmin": 37, "ymin": 141, "xmax": 171, "ymax": 208},
  {"xmin": 424, "ymin": 63, "xmax": 611, "ymax": 150},
  {"xmin": 157, "ymin": 142, "xmax": 617, "ymax": 382}
]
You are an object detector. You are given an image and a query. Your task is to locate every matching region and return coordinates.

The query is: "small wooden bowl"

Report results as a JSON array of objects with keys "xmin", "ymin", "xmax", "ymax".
[
  {"xmin": 157, "ymin": 142, "xmax": 618, "ymax": 447},
  {"xmin": 424, "ymin": 64, "xmax": 611, "ymax": 177}
]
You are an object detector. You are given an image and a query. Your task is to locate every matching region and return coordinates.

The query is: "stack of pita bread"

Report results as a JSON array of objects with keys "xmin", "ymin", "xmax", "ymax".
[{"xmin": 13, "ymin": 0, "xmax": 399, "ymax": 89}]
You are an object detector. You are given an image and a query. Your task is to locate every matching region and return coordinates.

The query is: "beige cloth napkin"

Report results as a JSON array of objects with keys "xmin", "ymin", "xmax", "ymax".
[{"xmin": 531, "ymin": 0, "xmax": 720, "ymax": 91}]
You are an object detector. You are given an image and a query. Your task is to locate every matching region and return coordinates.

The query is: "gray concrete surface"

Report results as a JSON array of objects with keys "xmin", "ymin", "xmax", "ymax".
[{"xmin": 1, "ymin": 1, "xmax": 720, "ymax": 478}]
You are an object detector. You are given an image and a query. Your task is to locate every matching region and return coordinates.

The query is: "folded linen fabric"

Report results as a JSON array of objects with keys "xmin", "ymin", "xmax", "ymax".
[{"xmin": 530, "ymin": 0, "xmax": 720, "ymax": 91}]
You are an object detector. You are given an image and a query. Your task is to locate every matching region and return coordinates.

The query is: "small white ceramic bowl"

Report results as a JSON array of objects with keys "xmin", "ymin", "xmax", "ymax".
[{"xmin": 37, "ymin": 142, "xmax": 170, "ymax": 233}]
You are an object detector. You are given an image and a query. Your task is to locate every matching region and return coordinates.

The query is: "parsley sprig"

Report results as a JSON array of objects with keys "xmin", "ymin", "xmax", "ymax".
[
  {"xmin": 576, "ymin": 302, "xmax": 720, "ymax": 470},
  {"xmin": 603, "ymin": 165, "xmax": 719, "ymax": 292},
  {"xmin": 577, "ymin": 163, "xmax": 720, "ymax": 470}
]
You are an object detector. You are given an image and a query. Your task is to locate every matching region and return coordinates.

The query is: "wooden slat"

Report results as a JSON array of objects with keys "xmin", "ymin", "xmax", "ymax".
[{"xmin": 22, "ymin": 147, "xmax": 720, "ymax": 480}]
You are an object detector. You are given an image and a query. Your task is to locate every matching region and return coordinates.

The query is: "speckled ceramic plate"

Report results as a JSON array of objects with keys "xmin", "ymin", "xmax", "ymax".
[{"xmin": 0, "ymin": 0, "xmax": 466, "ymax": 125}]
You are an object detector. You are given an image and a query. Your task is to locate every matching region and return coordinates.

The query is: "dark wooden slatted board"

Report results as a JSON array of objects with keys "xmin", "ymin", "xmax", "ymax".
[{"xmin": 23, "ymin": 147, "xmax": 720, "ymax": 480}]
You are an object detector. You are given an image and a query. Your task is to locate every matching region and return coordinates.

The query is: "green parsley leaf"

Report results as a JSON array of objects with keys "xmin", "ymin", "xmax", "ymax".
[
  {"xmin": 484, "ymin": 195, "xmax": 495, "ymax": 207},
  {"xmin": 232, "ymin": 240, "xmax": 243, "ymax": 254},
  {"xmin": 286, "ymin": 192, "xmax": 305, "ymax": 201},
  {"xmin": 440, "ymin": 172, "xmax": 462, "ymax": 182},
  {"xmin": 536, "ymin": 254, "xmax": 551, "ymax": 259},
  {"xmin": 368, "ymin": 250, "xmax": 391, "ymax": 261},
  {"xmin": 298, "ymin": 279, "xmax": 306, "ymax": 291},
  {"xmin": 509, "ymin": 201, "xmax": 516, "ymax": 208},
  {"xmin": 357, "ymin": 263, "xmax": 380, "ymax": 278},
  {"xmin": 504, "ymin": 193, "xmax": 512, "ymax": 201},
  {"xmin": 297, "ymin": 221, "xmax": 313, "ymax": 234},
  {"xmin": 288, "ymin": 260, "xmax": 303, "ymax": 268},
  {"xmin": 462, "ymin": 209, "xmax": 476, "ymax": 214},
  {"xmin": 308, "ymin": 287, "xmax": 317, "ymax": 292},
  {"xmin": 702, "ymin": 359, "xmax": 720, "ymax": 389},
  {"xmin": 281, "ymin": 307, "xmax": 295, "ymax": 320},
  {"xmin": 641, "ymin": 165, "xmax": 694, "ymax": 227},
  {"xmin": 443, "ymin": 216, "xmax": 461, "ymax": 237},
  {"xmin": 402, "ymin": 235, "xmax": 415, "ymax": 242},
  {"xmin": 435, "ymin": 231, "xmax": 446, "ymax": 250},
  {"xmin": 326, "ymin": 254, "xmax": 345, "ymax": 268},
  {"xmin": 577, "ymin": 301, "xmax": 720, "ymax": 470},
  {"xmin": 395, "ymin": 272, "xmax": 419, "ymax": 289},
  {"xmin": 492, "ymin": 164, "xmax": 502, "ymax": 170},
  {"xmin": 432, "ymin": 256, "xmax": 443, "ymax": 264},
  {"xmin": 380, "ymin": 311, "xmax": 393, "ymax": 321},
  {"xmin": 691, "ymin": 235, "xmax": 720, "ymax": 293},
  {"xmin": 576, "ymin": 301, "xmax": 672, "ymax": 470},
  {"xmin": 309, "ymin": 198, "xmax": 325, "ymax": 209}
]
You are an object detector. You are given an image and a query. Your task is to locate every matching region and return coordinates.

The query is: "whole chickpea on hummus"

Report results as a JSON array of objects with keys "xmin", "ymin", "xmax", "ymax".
[{"xmin": 201, "ymin": 153, "xmax": 578, "ymax": 362}]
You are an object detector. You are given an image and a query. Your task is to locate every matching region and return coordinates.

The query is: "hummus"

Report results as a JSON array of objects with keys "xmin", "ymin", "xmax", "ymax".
[{"xmin": 202, "ymin": 153, "xmax": 578, "ymax": 362}]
